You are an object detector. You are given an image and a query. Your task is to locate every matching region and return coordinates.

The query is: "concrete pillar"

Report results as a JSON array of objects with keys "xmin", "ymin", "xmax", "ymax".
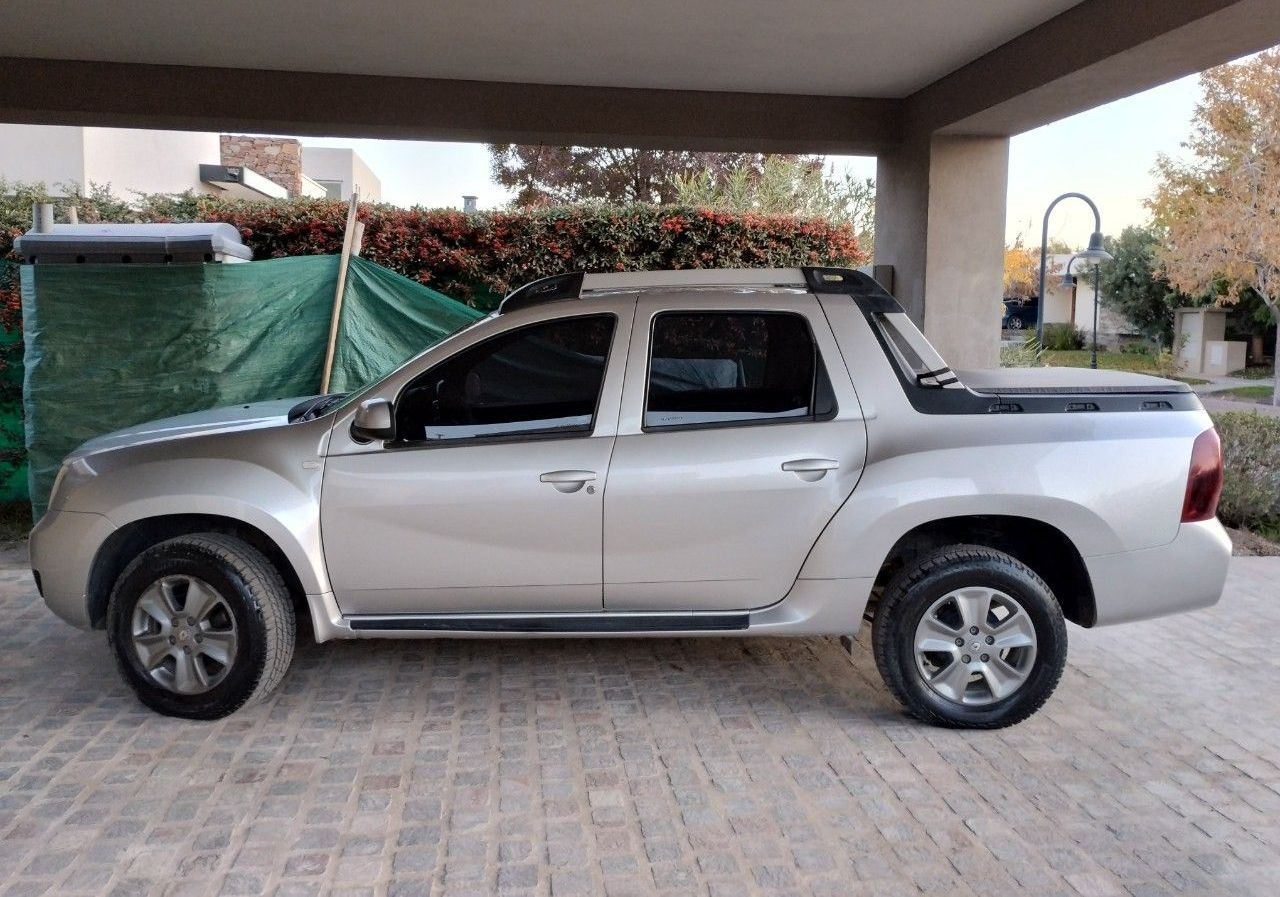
[{"xmin": 875, "ymin": 135, "xmax": 1009, "ymax": 369}]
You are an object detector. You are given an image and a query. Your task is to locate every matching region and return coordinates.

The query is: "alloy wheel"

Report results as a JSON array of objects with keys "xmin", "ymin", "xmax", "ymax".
[
  {"xmin": 913, "ymin": 586, "xmax": 1038, "ymax": 706},
  {"xmin": 130, "ymin": 575, "xmax": 238, "ymax": 695}
]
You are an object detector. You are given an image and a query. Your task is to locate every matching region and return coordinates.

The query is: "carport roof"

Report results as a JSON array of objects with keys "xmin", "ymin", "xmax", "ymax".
[
  {"xmin": 0, "ymin": 0, "xmax": 1085, "ymax": 98},
  {"xmin": 2, "ymin": 0, "xmax": 1279, "ymax": 153}
]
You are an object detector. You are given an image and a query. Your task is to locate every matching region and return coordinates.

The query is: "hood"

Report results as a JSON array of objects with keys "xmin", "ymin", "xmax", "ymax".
[
  {"xmin": 956, "ymin": 366, "xmax": 1190, "ymax": 396},
  {"xmin": 69, "ymin": 396, "xmax": 315, "ymax": 459}
]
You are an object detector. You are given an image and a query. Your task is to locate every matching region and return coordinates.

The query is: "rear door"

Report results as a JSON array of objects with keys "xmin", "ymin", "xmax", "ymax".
[{"xmin": 602, "ymin": 293, "xmax": 867, "ymax": 611}]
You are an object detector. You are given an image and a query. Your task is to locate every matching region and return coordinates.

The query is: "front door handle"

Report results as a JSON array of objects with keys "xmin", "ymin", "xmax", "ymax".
[
  {"xmin": 781, "ymin": 458, "xmax": 839, "ymax": 482},
  {"xmin": 540, "ymin": 470, "xmax": 597, "ymax": 493}
]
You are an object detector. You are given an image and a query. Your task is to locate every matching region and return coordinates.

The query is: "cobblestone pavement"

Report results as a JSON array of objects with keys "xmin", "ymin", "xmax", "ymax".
[{"xmin": 2, "ymin": 557, "xmax": 1279, "ymax": 897}]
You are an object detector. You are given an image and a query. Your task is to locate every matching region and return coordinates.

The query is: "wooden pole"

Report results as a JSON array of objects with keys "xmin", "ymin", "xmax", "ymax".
[{"xmin": 320, "ymin": 188, "xmax": 360, "ymax": 394}]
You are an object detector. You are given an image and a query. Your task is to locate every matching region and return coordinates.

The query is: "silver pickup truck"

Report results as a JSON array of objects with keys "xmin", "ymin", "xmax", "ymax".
[{"xmin": 30, "ymin": 267, "xmax": 1230, "ymax": 727}]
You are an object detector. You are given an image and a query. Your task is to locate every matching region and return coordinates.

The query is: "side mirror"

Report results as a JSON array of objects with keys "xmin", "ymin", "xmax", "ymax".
[{"xmin": 351, "ymin": 398, "xmax": 395, "ymax": 443}]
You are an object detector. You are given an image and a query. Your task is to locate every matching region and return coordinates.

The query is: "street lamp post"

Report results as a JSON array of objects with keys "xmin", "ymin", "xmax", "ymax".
[
  {"xmin": 1061, "ymin": 255, "xmax": 1109, "ymax": 370},
  {"xmin": 1036, "ymin": 192, "xmax": 1110, "ymax": 347}
]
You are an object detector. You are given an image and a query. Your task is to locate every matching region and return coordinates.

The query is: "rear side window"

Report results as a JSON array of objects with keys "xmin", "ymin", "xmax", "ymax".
[
  {"xmin": 396, "ymin": 314, "xmax": 615, "ymax": 441},
  {"xmin": 644, "ymin": 311, "xmax": 834, "ymax": 429}
]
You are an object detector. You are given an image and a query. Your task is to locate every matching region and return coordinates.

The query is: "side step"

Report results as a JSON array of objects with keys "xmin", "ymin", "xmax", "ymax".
[{"xmin": 347, "ymin": 612, "xmax": 750, "ymax": 633}]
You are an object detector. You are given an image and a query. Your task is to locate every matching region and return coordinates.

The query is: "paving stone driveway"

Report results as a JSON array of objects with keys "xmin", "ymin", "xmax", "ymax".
[{"xmin": 1, "ymin": 557, "xmax": 1279, "ymax": 897}]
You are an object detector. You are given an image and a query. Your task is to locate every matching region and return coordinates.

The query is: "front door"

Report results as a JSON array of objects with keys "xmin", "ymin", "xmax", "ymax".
[
  {"xmin": 322, "ymin": 312, "xmax": 624, "ymax": 614},
  {"xmin": 603, "ymin": 298, "xmax": 867, "ymax": 611}
]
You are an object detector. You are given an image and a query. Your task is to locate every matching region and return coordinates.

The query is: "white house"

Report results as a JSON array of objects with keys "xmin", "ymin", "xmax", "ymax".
[
  {"xmin": 1038, "ymin": 252, "xmax": 1132, "ymax": 342},
  {"xmin": 0, "ymin": 125, "xmax": 380, "ymax": 203},
  {"xmin": 301, "ymin": 147, "xmax": 382, "ymax": 201}
]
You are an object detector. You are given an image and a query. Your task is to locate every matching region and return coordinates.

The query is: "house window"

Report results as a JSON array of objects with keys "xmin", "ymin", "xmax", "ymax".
[{"xmin": 315, "ymin": 180, "xmax": 343, "ymax": 200}]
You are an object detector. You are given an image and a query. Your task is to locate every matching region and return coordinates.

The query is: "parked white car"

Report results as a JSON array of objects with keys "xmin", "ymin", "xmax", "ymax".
[{"xmin": 30, "ymin": 268, "xmax": 1230, "ymax": 726}]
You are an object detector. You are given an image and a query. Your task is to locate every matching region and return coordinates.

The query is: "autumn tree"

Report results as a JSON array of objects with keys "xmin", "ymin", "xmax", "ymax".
[
  {"xmin": 674, "ymin": 156, "xmax": 876, "ymax": 254},
  {"xmin": 1003, "ymin": 235, "xmax": 1067, "ymax": 299},
  {"xmin": 488, "ymin": 145, "xmax": 781, "ymax": 206},
  {"xmin": 1003, "ymin": 237, "xmax": 1039, "ymax": 298},
  {"xmin": 1150, "ymin": 48, "xmax": 1280, "ymax": 403}
]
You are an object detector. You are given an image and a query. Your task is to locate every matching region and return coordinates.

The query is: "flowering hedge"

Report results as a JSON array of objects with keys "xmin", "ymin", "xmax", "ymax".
[
  {"xmin": 202, "ymin": 199, "xmax": 864, "ymax": 307},
  {"xmin": 1, "ymin": 191, "xmax": 865, "ymax": 322}
]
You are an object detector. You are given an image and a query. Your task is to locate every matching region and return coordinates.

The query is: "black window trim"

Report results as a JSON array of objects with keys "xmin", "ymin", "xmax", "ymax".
[
  {"xmin": 640, "ymin": 308, "xmax": 839, "ymax": 434},
  {"xmin": 386, "ymin": 311, "xmax": 619, "ymax": 449}
]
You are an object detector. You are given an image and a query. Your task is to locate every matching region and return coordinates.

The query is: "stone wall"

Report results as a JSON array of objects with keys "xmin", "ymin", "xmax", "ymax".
[{"xmin": 219, "ymin": 134, "xmax": 302, "ymax": 195}]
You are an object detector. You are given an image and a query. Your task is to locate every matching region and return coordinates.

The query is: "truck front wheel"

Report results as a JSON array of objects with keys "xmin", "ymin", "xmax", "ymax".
[
  {"xmin": 872, "ymin": 545, "xmax": 1067, "ymax": 728},
  {"xmin": 106, "ymin": 533, "xmax": 296, "ymax": 719}
]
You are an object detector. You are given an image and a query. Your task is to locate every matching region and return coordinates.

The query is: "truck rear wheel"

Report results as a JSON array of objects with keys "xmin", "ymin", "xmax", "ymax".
[
  {"xmin": 106, "ymin": 533, "xmax": 295, "ymax": 719},
  {"xmin": 872, "ymin": 545, "xmax": 1067, "ymax": 728}
]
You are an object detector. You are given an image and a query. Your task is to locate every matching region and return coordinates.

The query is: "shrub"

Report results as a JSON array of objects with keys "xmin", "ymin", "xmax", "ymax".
[
  {"xmin": 1041, "ymin": 323, "xmax": 1085, "ymax": 351},
  {"xmin": 0, "ymin": 185, "xmax": 866, "ymax": 321},
  {"xmin": 1211, "ymin": 411, "xmax": 1280, "ymax": 529},
  {"xmin": 1000, "ymin": 337, "xmax": 1042, "ymax": 368}
]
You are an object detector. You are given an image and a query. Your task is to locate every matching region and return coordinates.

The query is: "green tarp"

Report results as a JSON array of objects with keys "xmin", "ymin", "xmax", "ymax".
[{"xmin": 22, "ymin": 255, "xmax": 483, "ymax": 515}]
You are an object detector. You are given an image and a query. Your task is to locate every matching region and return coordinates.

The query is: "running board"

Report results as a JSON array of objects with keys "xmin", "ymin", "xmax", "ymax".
[{"xmin": 347, "ymin": 612, "xmax": 750, "ymax": 633}]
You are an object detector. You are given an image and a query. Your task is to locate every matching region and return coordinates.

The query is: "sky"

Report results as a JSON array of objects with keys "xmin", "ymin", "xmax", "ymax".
[{"xmin": 295, "ymin": 71, "xmax": 1205, "ymax": 252}]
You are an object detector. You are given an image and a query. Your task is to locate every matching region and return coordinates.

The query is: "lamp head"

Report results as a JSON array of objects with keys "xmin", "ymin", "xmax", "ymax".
[{"xmin": 1078, "ymin": 231, "xmax": 1113, "ymax": 265}]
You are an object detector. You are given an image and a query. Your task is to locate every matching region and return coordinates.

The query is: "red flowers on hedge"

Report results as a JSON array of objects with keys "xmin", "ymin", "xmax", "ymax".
[
  {"xmin": 196, "ymin": 200, "xmax": 865, "ymax": 309},
  {"xmin": 1, "ymin": 196, "xmax": 865, "ymax": 319}
]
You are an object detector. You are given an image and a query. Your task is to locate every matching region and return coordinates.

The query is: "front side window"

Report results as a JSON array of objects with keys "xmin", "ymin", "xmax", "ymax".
[
  {"xmin": 396, "ymin": 315, "xmax": 615, "ymax": 441},
  {"xmin": 644, "ymin": 311, "xmax": 834, "ymax": 429}
]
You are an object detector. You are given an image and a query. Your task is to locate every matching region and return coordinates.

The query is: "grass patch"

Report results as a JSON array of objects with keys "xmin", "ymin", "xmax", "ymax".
[
  {"xmin": 1229, "ymin": 364, "xmax": 1275, "ymax": 381},
  {"xmin": 1220, "ymin": 385, "xmax": 1274, "ymax": 402},
  {"xmin": 0, "ymin": 501, "xmax": 30, "ymax": 542},
  {"xmin": 1037, "ymin": 349, "xmax": 1208, "ymax": 384}
]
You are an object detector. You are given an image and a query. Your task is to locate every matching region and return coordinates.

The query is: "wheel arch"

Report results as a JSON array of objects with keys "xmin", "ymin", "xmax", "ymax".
[
  {"xmin": 869, "ymin": 514, "xmax": 1096, "ymax": 628},
  {"xmin": 86, "ymin": 514, "xmax": 308, "ymax": 629}
]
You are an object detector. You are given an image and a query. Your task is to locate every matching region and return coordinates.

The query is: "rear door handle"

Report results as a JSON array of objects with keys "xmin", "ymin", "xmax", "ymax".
[
  {"xmin": 781, "ymin": 458, "xmax": 839, "ymax": 482},
  {"xmin": 540, "ymin": 470, "xmax": 597, "ymax": 493}
]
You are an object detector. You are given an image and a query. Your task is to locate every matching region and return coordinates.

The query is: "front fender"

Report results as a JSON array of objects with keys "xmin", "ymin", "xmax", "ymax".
[{"xmin": 60, "ymin": 419, "xmax": 331, "ymax": 596}]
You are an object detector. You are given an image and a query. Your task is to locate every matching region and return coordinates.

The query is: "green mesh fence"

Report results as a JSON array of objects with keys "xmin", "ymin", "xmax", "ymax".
[{"xmin": 22, "ymin": 255, "xmax": 482, "ymax": 515}]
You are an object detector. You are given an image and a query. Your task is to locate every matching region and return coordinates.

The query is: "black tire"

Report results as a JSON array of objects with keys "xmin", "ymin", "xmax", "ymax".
[
  {"xmin": 872, "ymin": 545, "xmax": 1067, "ymax": 729},
  {"xmin": 106, "ymin": 533, "xmax": 295, "ymax": 720},
  {"xmin": 1007, "ymin": 316, "xmax": 1024, "ymax": 330}
]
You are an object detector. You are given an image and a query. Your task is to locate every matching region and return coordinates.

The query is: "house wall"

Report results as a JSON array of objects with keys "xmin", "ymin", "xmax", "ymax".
[
  {"xmin": 83, "ymin": 128, "xmax": 217, "ymax": 196},
  {"xmin": 301, "ymin": 147, "xmax": 382, "ymax": 201},
  {"xmin": 349, "ymin": 151, "xmax": 381, "ymax": 202},
  {"xmin": 220, "ymin": 134, "xmax": 303, "ymax": 195},
  {"xmin": 0, "ymin": 124, "xmax": 218, "ymax": 197},
  {"xmin": 0, "ymin": 124, "xmax": 87, "ymax": 189}
]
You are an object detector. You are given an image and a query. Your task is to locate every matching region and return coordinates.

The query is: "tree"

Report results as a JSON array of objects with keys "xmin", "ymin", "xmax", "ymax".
[
  {"xmin": 1096, "ymin": 225, "xmax": 1189, "ymax": 348},
  {"xmin": 488, "ymin": 146, "xmax": 779, "ymax": 207},
  {"xmin": 1003, "ymin": 236, "xmax": 1039, "ymax": 298},
  {"xmin": 673, "ymin": 156, "xmax": 876, "ymax": 254},
  {"xmin": 1003, "ymin": 235, "xmax": 1066, "ymax": 299},
  {"xmin": 1150, "ymin": 48, "xmax": 1280, "ymax": 404}
]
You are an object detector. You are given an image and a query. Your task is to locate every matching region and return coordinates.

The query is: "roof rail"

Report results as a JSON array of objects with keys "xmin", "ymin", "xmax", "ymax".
[
  {"xmin": 495, "ymin": 267, "xmax": 905, "ymax": 315},
  {"xmin": 498, "ymin": 271, "xmax": 585, "ymax": 314}
]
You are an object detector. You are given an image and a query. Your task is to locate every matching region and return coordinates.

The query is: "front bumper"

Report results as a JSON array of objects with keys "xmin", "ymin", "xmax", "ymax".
[
  {"xmin": 1086, "ymin": 518, "xmax": 1232, "ymax": 626},
  {"xmin": 29, "ymin": 509, "xmax": 116, "ymax": 629}
]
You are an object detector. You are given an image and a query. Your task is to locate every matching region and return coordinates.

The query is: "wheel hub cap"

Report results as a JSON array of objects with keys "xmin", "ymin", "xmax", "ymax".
[
  {"xmin": 130, "ymin": 575, "xmax": 238, "ymax": 695},
  {"xmin": 913, "ymin": 586, "xmax": 1038, "ymax": 707}
]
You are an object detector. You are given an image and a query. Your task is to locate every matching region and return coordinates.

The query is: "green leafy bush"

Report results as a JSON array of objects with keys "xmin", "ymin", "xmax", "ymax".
[
  {"xmin": 0, "ymin": 183, "xmax": 866, "ymax": 321},
  {"xmin": 1041, "ymin": 323, "xmax": 1086, "ymax": 351},
  {"xmin": 1211, "ymin": 411, "xmax": 1280, "ymax": 529}
]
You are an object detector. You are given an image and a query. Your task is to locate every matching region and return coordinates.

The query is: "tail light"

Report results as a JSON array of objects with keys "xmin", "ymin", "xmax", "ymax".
[{"xmin": 1181, "ymin": 427, "xmax": 1223, "ymax": 523}]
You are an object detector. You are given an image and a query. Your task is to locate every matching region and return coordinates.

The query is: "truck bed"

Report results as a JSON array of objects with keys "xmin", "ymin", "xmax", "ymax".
[{"xmin": 956, "ymin": 367, "xmax": 1191, "ymax": 397}]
